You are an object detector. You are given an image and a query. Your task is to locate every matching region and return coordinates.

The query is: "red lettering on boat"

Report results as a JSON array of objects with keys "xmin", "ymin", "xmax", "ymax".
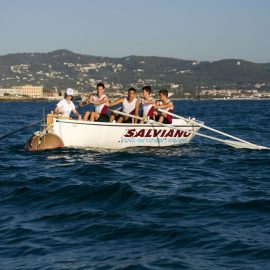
[
  {"xmin": 135, "ymin": 129, "xmax": 145, "ymax": 137},
  {"xmin": 160, "ymin": 130, "xmax": 167, "ymax": 137},
  {"xmin": 174, "ymin": 130, "xmax": 184, "ymax": 137},
  {"xmin": 153, "ymin": 129, "xmax": 162, "ymax": 137},
  {"xmin": 123, "ymin": 128, "xmax": 191, "ymax": 138},
  {"xmin": 124, "ymin": 129, "xmax": 136, "ymax": 137},
  {"xmin": 145, "ymin": 129, "xmax": 152, "ymax": 137},
  {"xmin": 165, "ymin": 129, "xmax": 174, "ymax": 137}
]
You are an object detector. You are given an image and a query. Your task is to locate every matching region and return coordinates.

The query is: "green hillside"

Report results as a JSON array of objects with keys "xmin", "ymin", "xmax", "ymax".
[{"xmin": 0, "ymin": 50, "xmax": 269, "ymax": 94}]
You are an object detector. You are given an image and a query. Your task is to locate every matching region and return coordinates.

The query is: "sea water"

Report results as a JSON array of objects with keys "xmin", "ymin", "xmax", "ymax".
[{"xmin": 0, "ymin": 100, "xmax": 269, "ymax": 270}]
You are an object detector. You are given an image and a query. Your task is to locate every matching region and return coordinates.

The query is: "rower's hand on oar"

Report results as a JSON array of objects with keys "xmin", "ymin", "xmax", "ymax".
[{"xmin": 79, "ymin": 99, "xmax": 91, "ymax": 107}]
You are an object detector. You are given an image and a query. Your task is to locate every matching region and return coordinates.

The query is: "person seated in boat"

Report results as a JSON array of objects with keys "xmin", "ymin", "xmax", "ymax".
[
  {"xmin": 79, "ymin": 82, "xmax": 109, "ymax": 122},
  {"xmin": 139, "ymin": 86, "xmax": 156, "ymax": 123},
  {"xmin": 108, "ymin": 87, "xmax": 140, "ymax": 123},
  {"xmin": 53, "ymin": 88, "xmax": 82, "ymax": 120},
  {"xmin": 154, "ymin": 89, "xmax": 174, "ymax": 124}
]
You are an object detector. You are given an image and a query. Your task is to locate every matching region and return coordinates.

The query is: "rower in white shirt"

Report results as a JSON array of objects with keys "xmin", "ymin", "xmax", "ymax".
[{"xmin": 53, "ymin": 88, "xmax": 81, "ymax": 120}]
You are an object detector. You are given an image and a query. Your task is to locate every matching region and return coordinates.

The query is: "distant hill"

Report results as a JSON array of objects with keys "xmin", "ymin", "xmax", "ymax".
[{"xmin": 0, "ymin": 49, "xmax": 269, "ymax": 95}]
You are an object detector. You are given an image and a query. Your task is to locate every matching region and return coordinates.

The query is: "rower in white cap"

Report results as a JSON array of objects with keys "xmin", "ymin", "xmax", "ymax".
[{"xmin": 53, "ymin": 88, "xmax": 82, "ymax": 120}]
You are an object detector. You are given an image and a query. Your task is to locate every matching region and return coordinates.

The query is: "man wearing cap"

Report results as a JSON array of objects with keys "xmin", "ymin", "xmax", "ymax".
[{"xmin": 53, "ymin": 88, "xmax": 82, "ymax": 120}]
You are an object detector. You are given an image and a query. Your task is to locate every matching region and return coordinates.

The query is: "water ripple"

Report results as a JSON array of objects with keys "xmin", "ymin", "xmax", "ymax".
[{"xmin": 0, "ymin": 100, "xmax": 270, "ymax": 270}]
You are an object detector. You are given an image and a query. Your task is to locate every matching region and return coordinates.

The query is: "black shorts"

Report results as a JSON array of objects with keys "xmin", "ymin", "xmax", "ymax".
[
  {"xmin": 97, "ymin": 114, "xmax": 109, "ymax": 122},
  {"xmin": 115, "ymin": 114, "xmax": 122, "ymax": 122},
  {"xmin": 123, "ymin": 117, "xmax": 133, "ymax": 123},
  {"xmin": 163, "ymin": 118, "xmax": 171, "ymax": 124},
  {"xmin": 156, "ymin": 115, "xmax": 171, "ymax": 124},
  {"xmin": 115, "ymin": 115, "xmax": 132, "ymax": 123}
]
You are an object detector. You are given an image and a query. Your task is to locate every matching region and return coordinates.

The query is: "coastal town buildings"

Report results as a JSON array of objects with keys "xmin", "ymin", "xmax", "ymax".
[
  {"xmin": 200, "ymin": 89, "xmax": 270, "ymax": 99},
  {"xmin": 0, "ymin": 85, "xmax": 43, "ymax": 98},
  {"xmin": 1, "ymin": 84, "xmax": 270, "ymax": 100}
]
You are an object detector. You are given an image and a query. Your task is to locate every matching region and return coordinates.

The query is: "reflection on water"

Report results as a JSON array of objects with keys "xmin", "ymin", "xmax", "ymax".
[{"xmin": 44, "ymin": 143, "xmax": 201, "ymax": 164}]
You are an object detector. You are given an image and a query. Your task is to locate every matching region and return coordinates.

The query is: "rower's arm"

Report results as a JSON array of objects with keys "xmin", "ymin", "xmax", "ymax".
[
  {"xmin": 72, "ymin": 109, "xmax": 82, "ymax": 120},
  {"xmin": 53, "ymin": 105, "xmax": 62, "ymax": 115},
  {"xmin": 92, "ymin": 96, "xmax": 109, "ymax": 105},
  {"xmin": 108, "ymin": 97, "xmax": 124, "ymax": 107},
  {"xmin": 144, "ymin": 98, "xmax": 156, "ymax": 105},
  {"xmin": 79, "ymin": 96, "xmax": 93, "ymax": 107},
  {"xmin": 156, "ymin": 101, "xmax": 173, "ymax": 110},
  {"xmin": 133, "ymin": 99, "xmax": 141, "ymax": 124}
]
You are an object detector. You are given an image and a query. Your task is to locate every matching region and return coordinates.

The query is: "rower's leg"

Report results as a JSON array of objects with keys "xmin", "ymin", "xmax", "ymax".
[
  {"xmin": 90, "ymin": 112, "xmax": 99, "ymax": 122},
  {"xmin": 83, "ymin": 111, "xmax": 91, "ymax": 121},
  {"xmin": 158, "ymin": 115, "xmax": 165, "ymax": 123},
  {"xmin": 117, "ymin": 116, "xmax": 124, "ymax": 123},
  {"xmin": 110, "ymin": 113, "xmax": 116, "ymax": 122}
]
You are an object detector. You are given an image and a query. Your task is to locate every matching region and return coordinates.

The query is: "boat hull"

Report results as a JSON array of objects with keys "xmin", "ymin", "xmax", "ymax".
[{"xmin": 52, "ymin": 118, "xmax": 201, "ymax": 149}]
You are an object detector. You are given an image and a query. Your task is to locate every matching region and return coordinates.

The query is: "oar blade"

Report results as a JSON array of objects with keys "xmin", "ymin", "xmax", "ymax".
[
  {"xmin": 158, "ymin": 109, "xmax": 270, "ymax": 150},
  {"xmin": 224, "ymin": 140, "xmax": 270, "ymax": 150}
]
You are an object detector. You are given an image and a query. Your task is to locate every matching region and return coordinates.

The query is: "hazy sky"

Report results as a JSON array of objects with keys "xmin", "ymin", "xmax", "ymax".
[{"xmin": 1, "ymin": 0, "xmax": 270, "ymax": 62}]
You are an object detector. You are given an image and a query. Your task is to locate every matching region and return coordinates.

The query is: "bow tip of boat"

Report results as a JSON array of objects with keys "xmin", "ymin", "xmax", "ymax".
[{"xmin": 25, "ymin": 132, "xmax": 64, "ymax": 152}]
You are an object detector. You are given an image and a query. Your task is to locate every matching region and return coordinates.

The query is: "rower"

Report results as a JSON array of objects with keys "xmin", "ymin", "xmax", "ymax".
[
  {"xmin": 108, "ymin": 87, "xmax": 140, "ymax": 123},
  {"xmin": 139, "ymin": 86, "xmax": 156, "ymax": 123},
  {"xmin": 53, "ymin": 88, "xmax": 81, "ymax": 120},
  {"xmin": 79, "ymin": 82, "xmax": 109, "ymax": 122},
  {"xmin": 154, "ymin": 89, "xmax": 174, "ymax": 124}
]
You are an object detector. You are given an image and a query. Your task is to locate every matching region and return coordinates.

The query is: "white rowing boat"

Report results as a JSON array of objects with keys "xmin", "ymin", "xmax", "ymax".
[
  {"xmin": 24, "ymin": 110, "xmax": 269, "ymax": 151},
  {"xmin": 52, "ymin": 115, "xmax": 200, "ymax": 149},
  {"xmin": 25, "ymin": 113, "xmax": 201, "ymax": 151}
]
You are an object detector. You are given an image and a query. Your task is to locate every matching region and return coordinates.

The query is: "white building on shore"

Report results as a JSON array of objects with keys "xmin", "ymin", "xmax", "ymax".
[{"xmin": 0, "ymin": 85, "xmax": 43, "ymax": 98}]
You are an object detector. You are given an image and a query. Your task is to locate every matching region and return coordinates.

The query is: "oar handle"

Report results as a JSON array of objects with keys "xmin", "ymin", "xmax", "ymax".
[{"xmin": 109, "ymin": 109, "xmax": 145, "ymax": 122}]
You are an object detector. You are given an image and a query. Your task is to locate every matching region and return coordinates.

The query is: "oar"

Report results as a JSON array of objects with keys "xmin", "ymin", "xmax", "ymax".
[
  {"xmin": 158, "ymin": 109, "xmax": 269, "ymax": 150},
  {"xmin": 110, "ymin": 110, "xmax": 269, "ymax": 150},
  {"xmin": 0, "ymin": 119, "xmax": 43, "ymax": 140}
]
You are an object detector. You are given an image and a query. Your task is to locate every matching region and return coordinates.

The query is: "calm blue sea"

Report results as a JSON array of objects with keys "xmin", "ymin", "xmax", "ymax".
[{"xmin": 0, "ymin": 100, "xmax": 270, "ymax": 270}]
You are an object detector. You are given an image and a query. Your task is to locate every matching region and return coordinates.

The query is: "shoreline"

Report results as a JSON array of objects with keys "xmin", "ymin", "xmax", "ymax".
[
  {"xmin": 172, "ymin": 97, "xmax": 270, "ymax": 101},
  {"xmin": 0, "ymin": 97, "xmax": 58, "ymax": 102}
]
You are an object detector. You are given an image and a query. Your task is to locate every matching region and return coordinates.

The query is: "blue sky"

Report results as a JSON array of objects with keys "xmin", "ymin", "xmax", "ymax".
[{"xmin": 1, "ymin": 0, "xmax": 270, "ymax": 62}]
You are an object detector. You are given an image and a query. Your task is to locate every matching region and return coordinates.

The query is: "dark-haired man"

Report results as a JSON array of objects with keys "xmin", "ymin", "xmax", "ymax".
[
  {"xmin": 154, "ymin": 89, "xmax": 174, "ymax": 124},
  {"xmin": 79, "ymin": 82, "xmax": 109, "ymax": 122},
  {"xmin": 109, "ymin": 87, "xmax": 140, "ymax": 123},
  {"xmin": 139, "ymin": 86, "xmax": 156, "ymax": 123}
]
